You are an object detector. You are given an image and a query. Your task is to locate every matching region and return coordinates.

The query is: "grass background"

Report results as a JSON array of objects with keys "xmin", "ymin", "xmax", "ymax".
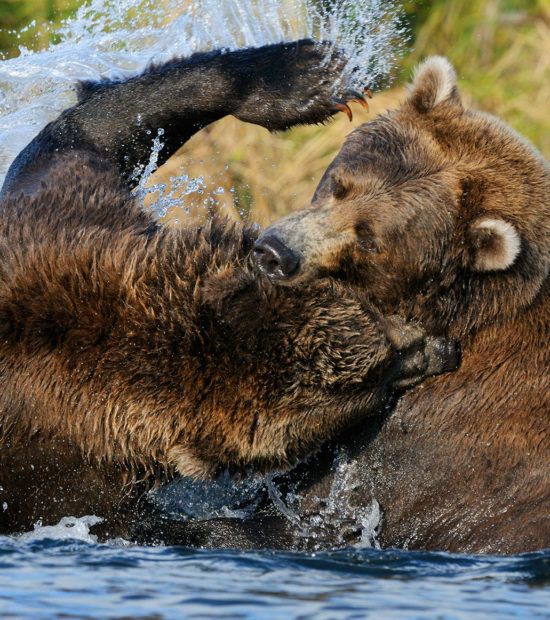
[{"xmin": 1, "ymin": 0, "xmax": 549, "ymax": 224}]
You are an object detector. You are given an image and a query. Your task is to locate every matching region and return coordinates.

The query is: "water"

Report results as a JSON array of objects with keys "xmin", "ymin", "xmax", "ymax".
[
  {"xmin": 1, "ymin": 527, "xmax": 550, "ymax": 619},
  {"xmin": 148, "ymin": 449, "xmax": 384, "ymax": 549},
  {"xmin": 1, "ymin": 1, "xmax": 549, "ymax": 616},
  {"xmin": 2, "ymin": 469, "xmax": 549, "ymax": 619}
]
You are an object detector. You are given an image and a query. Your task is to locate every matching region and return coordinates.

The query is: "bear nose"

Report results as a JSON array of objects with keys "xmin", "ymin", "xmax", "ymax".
[{"xmin": 253, "ymin": 235, "xmax": 300, "ymax": 280}]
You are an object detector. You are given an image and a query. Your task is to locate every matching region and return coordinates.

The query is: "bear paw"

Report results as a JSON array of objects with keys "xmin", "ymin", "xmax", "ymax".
[{"xmin": 233, "ymin": 40, "xmax": 368, "ymax": 131}]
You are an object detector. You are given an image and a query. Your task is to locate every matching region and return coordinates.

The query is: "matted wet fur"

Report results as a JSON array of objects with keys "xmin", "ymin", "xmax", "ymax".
[
  {"xmin": 0, "ymin": 42, "xmax": 457, "ymax": 540},
  {"xmin": 255, "ymin": 56, "xmax": 550, "ymax": 554}
]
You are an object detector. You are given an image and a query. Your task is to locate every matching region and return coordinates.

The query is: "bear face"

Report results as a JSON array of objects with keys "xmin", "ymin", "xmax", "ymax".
[{"xmin": 254, "ymin": 57, "xmax": 550, "ymax": 338}]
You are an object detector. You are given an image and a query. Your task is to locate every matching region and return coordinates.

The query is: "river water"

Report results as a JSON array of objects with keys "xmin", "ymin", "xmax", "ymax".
[
  {"xmin": 1, "ymin": 526, "xmax": 550, "ymax": 619},
  {"xmin": 1, "ymin": 1, "xmax": 549, "ymax": 617}
]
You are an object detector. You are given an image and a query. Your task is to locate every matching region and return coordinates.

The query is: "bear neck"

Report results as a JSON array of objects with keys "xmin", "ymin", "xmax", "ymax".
[{"xmin": 406, "ymin": 264, "xmax": 550, "ymax": 342}]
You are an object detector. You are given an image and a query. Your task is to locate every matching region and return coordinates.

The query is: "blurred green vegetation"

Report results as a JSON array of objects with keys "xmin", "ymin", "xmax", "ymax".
[
  {"xmin": 401, "ymin": 0, "xmax": 550, "ymax": 154},
  {"xmin": 0, "ymin": 0, "xmax": 80, "ymax": 58}
]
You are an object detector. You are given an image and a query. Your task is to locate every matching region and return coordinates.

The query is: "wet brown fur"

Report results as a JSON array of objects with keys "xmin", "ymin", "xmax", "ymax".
[
  {"xmin": 0, "ymin": 151, "xmax": 451, "ymax": 537},
  {"xmin": 0, "ymin": 45, "xmax": 461, "ymax": 543},
  {"xmin": 261, "ymin": 57, "xmax": 550, "ymax": 553}
]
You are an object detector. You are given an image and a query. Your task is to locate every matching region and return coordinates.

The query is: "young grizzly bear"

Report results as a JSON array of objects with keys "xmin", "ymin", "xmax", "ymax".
[
  {"xmin": 253, "ymin": 57, "xmax": 550, "ymax": 554},
  {"xmin": 0, "ymin": 41, "xmax": 457, "ymax": 541}
]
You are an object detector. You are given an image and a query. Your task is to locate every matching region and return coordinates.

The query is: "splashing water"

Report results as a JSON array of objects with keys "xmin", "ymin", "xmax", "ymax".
[
  {"xmin": 264, "ymin": 450, "xmax": 382, "ymax": 549},
  {"xmin": 0, "ymin": 0, "xmax": 407, "ymax": 195},
  {"xmin": 288, "ymin": 448, "xmax": 382, "ymax": 549},
  {"xmin": 150, "ymin": 451, "xmax": 381, "ymax": 550},
  {"xmin": 16, "ymin": 515, "xmax": 104, "ymax": 544},
  {"xmin": 150, "ymin": 471, "xmax": 265, "ymax": 521}
]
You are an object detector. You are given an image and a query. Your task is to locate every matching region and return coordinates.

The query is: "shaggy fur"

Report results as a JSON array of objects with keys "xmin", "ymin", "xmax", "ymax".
[
  {"xmin": 0, "ymin": 42, "xmax": 456, "ymax": 539},
  {"xmin": 255, "ymin": 57, "xmax": 550, "ymax": 553}
]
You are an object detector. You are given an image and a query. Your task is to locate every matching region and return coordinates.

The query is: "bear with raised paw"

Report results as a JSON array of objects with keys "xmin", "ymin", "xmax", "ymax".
[{"xmin": 0, "ymin": 42, "xmax": 458, "ymax": 541}]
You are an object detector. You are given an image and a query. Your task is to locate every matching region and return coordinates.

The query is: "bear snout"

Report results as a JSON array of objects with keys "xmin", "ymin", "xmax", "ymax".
[{"xmin": 253, "ymin": 234, "xmax": 301, "ymax": 281}]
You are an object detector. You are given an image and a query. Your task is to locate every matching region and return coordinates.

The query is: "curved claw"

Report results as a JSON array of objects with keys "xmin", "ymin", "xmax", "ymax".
[
  {"xmin": 346, "ymin": 89, "xmax": 370, "ymax": 111},
  {"xmin": 332, "ymin": 100, "xmax": 353, "ymax": 122},
  {"xmin": 364, "ymin": 88, "xmax": 373, "ymax": 99}
]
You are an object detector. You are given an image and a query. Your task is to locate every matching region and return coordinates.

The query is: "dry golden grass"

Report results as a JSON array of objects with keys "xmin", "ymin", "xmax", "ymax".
[{"xmin": 144, "ymin": 89, "xmax": 404, "ymax": 226}]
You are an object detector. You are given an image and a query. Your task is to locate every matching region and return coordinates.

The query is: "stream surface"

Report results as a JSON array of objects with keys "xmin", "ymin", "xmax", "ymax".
[{"xmin": 1, "ymin": 527, "xmax": 550, "ymax": 619}]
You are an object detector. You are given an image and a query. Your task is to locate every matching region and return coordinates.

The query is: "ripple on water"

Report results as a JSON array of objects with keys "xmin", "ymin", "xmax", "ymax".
[{"xmin": 1, "ymin": 533, "xmax": 550, "ymax": 619}]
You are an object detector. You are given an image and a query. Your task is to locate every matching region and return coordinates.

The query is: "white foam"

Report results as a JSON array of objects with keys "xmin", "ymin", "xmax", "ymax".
[{"xmin": 16, "ymin": 515, "xmax": 103, "ymax": 543}]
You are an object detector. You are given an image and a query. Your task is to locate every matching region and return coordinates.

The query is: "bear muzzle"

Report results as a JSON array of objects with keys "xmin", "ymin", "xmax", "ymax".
[{"xmin": 252, "ymin": 234, "xmax": 301, "ymax": 281}]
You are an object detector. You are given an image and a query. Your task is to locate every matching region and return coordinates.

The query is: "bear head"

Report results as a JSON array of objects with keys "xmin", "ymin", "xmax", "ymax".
[{"xmin": 253, "ymin": 57, "xmax": 550, "ymax": 338}]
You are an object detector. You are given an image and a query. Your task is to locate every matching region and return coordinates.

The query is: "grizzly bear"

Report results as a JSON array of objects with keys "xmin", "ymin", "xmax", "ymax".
[
  {"xmin": 253, "ymin": 56, "xmax": 550, "ymax": 554},
  {"xmin": 0, "ymin": 41, "xmax": 457, "ymax": 542}
]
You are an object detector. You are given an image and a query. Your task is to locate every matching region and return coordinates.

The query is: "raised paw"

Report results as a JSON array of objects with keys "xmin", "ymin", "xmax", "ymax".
[{"xmin": 232, "ymin": 40, "xmax": 368, "ymax": 131}]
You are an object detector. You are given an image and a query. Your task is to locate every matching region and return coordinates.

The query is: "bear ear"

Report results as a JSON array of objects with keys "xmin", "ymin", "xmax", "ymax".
[
  {"xmin": 406, "ymin": 56, "xmax": 463, "ymax": 114},
  {"xmin": 468, "ymin": 217, "xmax": 521, "ymax": 272}
]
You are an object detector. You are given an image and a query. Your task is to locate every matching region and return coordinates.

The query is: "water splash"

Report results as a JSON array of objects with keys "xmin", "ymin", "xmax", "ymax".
[
  {"xmin": 16, "ymin": 515, "xmax": 104, "ymax": 543},
  {"xmin": 266, "ymin": 475, "xmax": 307, "ymax": 532},
  {"xmin": 149, "ymin": 454, "xmax": 381, "ymax": 549},
  {"xmin": 266, "ymin": 449, "xmax": 382, "ymax": 549},
  {"xmin": 0, "ymin": 0, "xmax": 407, "ymax": 190},
  {"xmin": 133, "ymin": 128, "xmax": 215, "ymax": 219},
  {"xmin": 150, "ymin": 471, "xmax": 265, "ymax": 520},
  {"xmin": 316, "ymin": 448, "xmax": 381, "ymax": 549}
]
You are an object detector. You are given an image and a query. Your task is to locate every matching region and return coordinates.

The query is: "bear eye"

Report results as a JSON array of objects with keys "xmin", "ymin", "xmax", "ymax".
[{"xmin": 355, "ymin": 224, "xmax": 377, "ymax": 252}]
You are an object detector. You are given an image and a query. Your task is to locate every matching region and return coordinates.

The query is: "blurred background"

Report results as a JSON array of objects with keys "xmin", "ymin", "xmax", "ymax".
[{"xmin": 1, "ymin": 0, "xmax": 549, "ymax": 224}]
